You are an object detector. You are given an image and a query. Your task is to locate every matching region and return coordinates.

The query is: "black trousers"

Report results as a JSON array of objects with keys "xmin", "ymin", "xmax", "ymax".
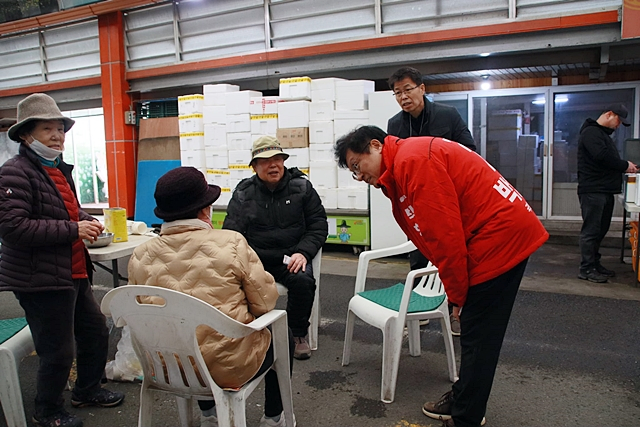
[
  {"xmin": 267, "ymin": 263, "xmax": 316, "ymax": 337},
  {"xmin": 409, "ymin": 249, "xmax": 429, "ymax": 270},
  {"xmin": 450, "ymin": 258, "xmax": 528, "ymax": 427},
  {"xmin": 15, "ymin": 279, "xmax": 109, "ymax": 417},
  {"xmin": 199, "ymin": 328, "xmax": 295, "ymax": 417},
  {"xmin": 579, "ymin": 192, "xmax": 615, "ymax": 271}
]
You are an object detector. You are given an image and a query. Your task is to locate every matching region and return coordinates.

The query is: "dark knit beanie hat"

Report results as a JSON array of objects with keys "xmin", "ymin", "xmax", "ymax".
[{"xmin": 154, "ymin": 167, "xmax": 221, "ymax": 221}]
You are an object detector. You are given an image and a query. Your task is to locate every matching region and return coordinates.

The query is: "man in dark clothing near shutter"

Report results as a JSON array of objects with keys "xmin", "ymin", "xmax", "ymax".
[{"xmin": 577, "ymin": 103, "xmax": 636, "ymax": 283}]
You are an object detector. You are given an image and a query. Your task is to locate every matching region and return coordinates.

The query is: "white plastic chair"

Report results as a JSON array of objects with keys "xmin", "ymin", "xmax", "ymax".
[
  {"xmin": 342, "ymin": 241, "xmax": 457, "ymax": 403},
  {"xmin": 276, "ymin": 248, "xmax": 322, "ymax": 350},
  {"xmin": 0, "ymin": 319, "xmax": 34, "ymax": 427},
  {"xmin": 101, "ymin": 285, "xmax": 294, "ymax": 427}
]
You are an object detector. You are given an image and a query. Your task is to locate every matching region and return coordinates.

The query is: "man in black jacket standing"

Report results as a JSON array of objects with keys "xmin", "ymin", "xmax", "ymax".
[
  {"xmin": 386, "ymin": 67, "xmax": 476, "ymax": 151},
  {"xmin": 223, "ymin": 136, "xmax": 328, "ymax": 360},
  {"xmin": 386, "ymin": 66, "xmax": 476, "ymax": 336},
  {"xmin": 578, "ymin": 103, "xmax": 636, "ymax": 283}
]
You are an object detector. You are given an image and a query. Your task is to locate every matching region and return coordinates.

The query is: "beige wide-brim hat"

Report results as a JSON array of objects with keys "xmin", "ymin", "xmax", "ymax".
[
  {"xmin": 8, "ymin": 93, "xmax": 75, "ymax": 142},
  {"xmin": 250, "ymin": 135, "xmax": 289, "ymax": 166}
]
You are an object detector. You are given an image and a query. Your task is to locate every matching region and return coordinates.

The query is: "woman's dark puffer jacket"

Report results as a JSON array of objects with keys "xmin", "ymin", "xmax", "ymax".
[{"xmin": 0, "ymin": 144, "xmax": 94, "ymax": 292}]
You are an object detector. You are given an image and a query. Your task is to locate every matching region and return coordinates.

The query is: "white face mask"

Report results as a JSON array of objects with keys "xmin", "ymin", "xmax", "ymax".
[{"xmin": 29, "ymin": 137, "xmax": 63, "ymax": 161}]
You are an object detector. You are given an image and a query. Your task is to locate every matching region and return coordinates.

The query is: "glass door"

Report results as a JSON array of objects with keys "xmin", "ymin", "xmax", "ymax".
[{"xmin": 472, "ymin": 91, "xmax": 547, "ymax": 216}]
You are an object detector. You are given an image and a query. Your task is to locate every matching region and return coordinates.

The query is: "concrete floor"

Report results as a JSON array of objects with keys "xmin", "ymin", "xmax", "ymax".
[{"xmin": 1, "ymin": 240, "xmax": 640, "ymax": 427}]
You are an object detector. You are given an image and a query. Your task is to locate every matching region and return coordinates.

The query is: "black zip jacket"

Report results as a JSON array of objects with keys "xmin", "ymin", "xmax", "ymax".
[
  {"xmin": 577, "ymin": 118, "xmax": 628, "ymax": 195},
  {"xmin": 222, "ymin": 168, "xmax": 328, "ymax": 269},
  {"xmin": 387, "ymin": 95, "xmax": 476, "ymax": 151}
]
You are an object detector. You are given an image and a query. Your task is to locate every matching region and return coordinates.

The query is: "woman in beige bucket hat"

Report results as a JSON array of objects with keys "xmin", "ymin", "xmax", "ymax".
[{"xmin": 0, "ymin": 93, "xmax": 124, "ymax": 427}]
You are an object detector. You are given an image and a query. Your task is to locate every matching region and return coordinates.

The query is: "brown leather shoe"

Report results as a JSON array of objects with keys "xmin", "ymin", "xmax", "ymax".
[
  {"xmin": 423, "ymin": 390, "xmax": 486, "ymax": 426},
  {"xmin": 293, "ymin": 336, "xmax": 311, "ymax": 360}
]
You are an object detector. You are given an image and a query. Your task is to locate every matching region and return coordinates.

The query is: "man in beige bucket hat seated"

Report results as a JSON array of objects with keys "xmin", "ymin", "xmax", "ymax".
[{"xmin": 223, "ymin": 136, "xmax": 328, "ymax": 360}]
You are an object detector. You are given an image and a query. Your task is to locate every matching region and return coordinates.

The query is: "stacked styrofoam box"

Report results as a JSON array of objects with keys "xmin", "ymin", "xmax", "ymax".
[
  {"xmin": 203, "ymin": 85, "xmax": 239, "ymax": 198},
  {"xmin": 222, "ymin": 90, "xmax": 261, "ymax": 193},
  {"xmin": 279, "ymin": 77, "xmax": 311, "ymax": 101},
  {"xmin": 178, "ymin": 95, "xmax": 205, "ymax": 172},
  {"xmin": 277, "ymin": 100, "xmax": 310, "ymax": 130},
  {"xmin": 307, "ymin": 78, "xmax": 371, "ymax": 210},
  {"xmin": 335, "ymin": 80, "xmax": 372, "ymax": 210},
  {"xmin": 202, "ymin": 85, "xmax": 260, "ymax": 198},
  {"xmin": 278, "ymin": 78, "xmax": 311, "ymax": 176},
  {"xmin": 226, "ymin": 91, "xmax": 257, "ymax": 192},
  {"xmin": 306, "ymin": 79, "xmax": 337, "ymax": 207},
  {"xmin": 250, "ymin": 96, "xmax": 279, "ymax": 152}
]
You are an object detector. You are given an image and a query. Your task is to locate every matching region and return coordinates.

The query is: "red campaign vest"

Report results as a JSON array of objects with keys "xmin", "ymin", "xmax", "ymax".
[
  {"xmin": 44, "ymin": 166, "xmax": 88, "ymax": 279},
  {"xmin": 378, "ymin": 136, "xmax": 548, "ymax": 306}
]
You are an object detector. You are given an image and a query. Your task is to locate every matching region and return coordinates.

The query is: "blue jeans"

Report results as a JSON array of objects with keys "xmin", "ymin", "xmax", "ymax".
[{"xmin": 579, "ymin": 192, "xmax": 615, "ymax": 271}]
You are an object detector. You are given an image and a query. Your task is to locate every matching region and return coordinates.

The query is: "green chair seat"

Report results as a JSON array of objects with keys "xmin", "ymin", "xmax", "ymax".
[
  {"xmin": 0, "ymin": 317, "xmax": 28, "ymax": 345},
  {"xmin": 358, "ymin": 283, "xmax": 445, "ymax": 313}
]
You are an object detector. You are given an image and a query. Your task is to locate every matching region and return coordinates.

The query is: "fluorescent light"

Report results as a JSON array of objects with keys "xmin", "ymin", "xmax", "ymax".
[
  {"xmin": 531, "ymin": 96, "xmax": 569, "ymax": 105},
  {"xmin": 479, "ymin": 53, "xmax": 491, "ymax": 57}
]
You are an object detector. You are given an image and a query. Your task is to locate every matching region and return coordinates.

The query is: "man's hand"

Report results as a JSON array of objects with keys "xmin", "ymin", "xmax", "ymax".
[
  {"xmin": 626, "ymin": 161, "xmax": 638, "ymax": 174},
  {"xmin": 452, "ymin": 305, "xmax": 461, "ymax": 323},
  {"xmin": 287, "ymin": 253, "xmax": 307, "ymax": 274},
  {"xmin": 78, "ymin": 220, "xmax": 103, "ymax": 242}
]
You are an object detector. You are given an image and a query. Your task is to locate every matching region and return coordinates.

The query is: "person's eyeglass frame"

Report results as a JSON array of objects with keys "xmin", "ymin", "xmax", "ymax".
[
  {"xmin": 392, "ymin": 85, "xmax": 421, "ymax": 98},
  {"xmin": 351, "ymin": 162, "xmax": 361, "ymax": 180}
]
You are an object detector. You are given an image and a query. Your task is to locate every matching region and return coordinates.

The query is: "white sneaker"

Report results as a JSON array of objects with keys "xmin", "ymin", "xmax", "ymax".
[
  {"xmin": 259, "ymin": 412, "xmax": 296, "ymax": 427},
  {"xmin": 200, "ymin": 412, "xmax": 218, "ymax": 427}
]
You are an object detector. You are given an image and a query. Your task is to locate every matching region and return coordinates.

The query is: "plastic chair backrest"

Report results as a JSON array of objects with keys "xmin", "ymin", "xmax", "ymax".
[
  {"xmin": 413, "ymin": 262, "xmax": 444, "ymax": 298},
  {"xmin": 101, "ymin": 286, "xmax": 259, "ymax": 397}
]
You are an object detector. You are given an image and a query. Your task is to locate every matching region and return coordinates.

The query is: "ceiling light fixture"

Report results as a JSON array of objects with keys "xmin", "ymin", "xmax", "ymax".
[
  {"xmin": 480, "ymin": 75, "xmax": 491, "ymax": 90},
  {"xmin": 479, "ymin": 53, "xmax": 491, "ymax": 57}
]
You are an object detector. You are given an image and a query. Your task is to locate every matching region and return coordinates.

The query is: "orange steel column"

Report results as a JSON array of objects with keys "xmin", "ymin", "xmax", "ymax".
[{"xmin": 98, "ymin": 11, "xmax": 137, "ymax": 214}]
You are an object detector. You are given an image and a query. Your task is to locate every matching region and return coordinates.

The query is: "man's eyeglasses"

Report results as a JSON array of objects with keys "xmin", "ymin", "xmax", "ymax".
[
  {"xmin": 393, "ymin": 85, "xmax": 420, "ymax": 98},
  {"xmin": 351, "ymin": 162, "xmax": 361, "ymax": 180}
]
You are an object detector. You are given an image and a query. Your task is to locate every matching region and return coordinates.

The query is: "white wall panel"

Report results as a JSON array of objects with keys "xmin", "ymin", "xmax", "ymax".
[
  {"xmin": 516, "ymin": 0, "xmax": 621, "ymax": 18},
  {"xmin": 0, "ymin": 20, "xmax": 99, "ymax": 89},
  {"xmin": 125, "ymin": 0, "xmax": 266, "ymax": 69},
  {"xmin": 381, "ymin": 0, "xmax": 508, "ymax": 33},
  {"xmin": 270, "ymin": 0, "xmax": 376, "ymax": 48}
]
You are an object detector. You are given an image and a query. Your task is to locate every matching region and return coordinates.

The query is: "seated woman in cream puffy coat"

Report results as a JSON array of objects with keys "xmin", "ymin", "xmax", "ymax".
[{"xmin": 128, "ymin": 166, "xmax": 294, "ymax": 427}]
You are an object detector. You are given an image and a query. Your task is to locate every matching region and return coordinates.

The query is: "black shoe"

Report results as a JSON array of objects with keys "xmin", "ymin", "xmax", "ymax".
[
  {"xmin": 595, "ymin": 264, "xmax": 616, "ymax": 277},
  {"xmin": 578, "ymin": 269, "xmax": 608, "ymax": 283},
  {"xmin": 33, "ymin": 410, "xmax": 83, "ymax": 427},
  {"xmin": 71, "ymin": 387, "xmax": 125, "ymax": 408}
]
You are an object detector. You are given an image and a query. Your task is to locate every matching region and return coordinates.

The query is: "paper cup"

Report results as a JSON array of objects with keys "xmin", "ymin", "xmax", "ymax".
[{"xmin": 127, "ymin": 220, "xmax": 148, "ymax": 235}]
